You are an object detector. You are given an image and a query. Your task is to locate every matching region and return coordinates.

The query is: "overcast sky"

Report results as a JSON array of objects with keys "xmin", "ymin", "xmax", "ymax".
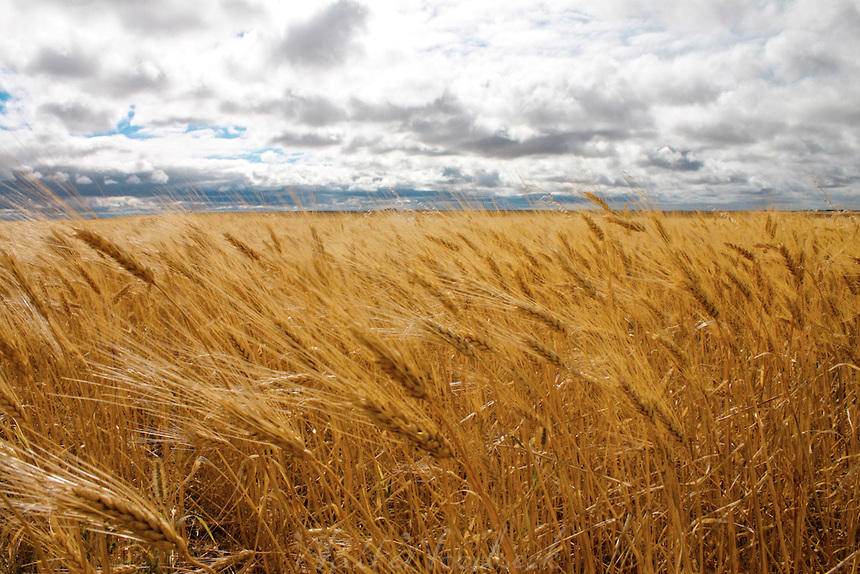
[{"xmin": 1, "ymin": 0, "xmax": 858, "ymax": 212}]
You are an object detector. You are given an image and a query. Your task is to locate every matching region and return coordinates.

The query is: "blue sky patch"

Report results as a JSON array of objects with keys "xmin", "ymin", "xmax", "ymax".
[
  {"xmin": 185, "ymin": 124, "xmax": 247, "ymax": 139},
  {"xmin": 206, "ymin": 148, "xmax": 304, "ymax": 164},
  {"xmin": 0, "ymin": 90, "xmax": 11, "ymax": 114},
  {"xmin": 84, "ymin": 105, "xmax": 158, "ymax": 139}
]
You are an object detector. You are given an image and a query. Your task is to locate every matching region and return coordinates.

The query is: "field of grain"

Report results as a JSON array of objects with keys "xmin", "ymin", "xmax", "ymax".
[{"xmin": 0, "ymin": 207, "xmax": 858, "ymax": 573}]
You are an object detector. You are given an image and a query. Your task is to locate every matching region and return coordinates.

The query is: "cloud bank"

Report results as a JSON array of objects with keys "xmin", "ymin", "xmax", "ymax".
[{"xmin": 1, "ymin": 0, "xmax": 858, "ymax": 212}]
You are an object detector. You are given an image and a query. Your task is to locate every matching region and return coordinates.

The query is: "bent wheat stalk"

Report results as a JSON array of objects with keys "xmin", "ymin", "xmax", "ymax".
[
  {"xmin": 356, "ymin": 395, "xmax": 452, "ymax": 459},
  {"xmin": 73, "ymin": 229, "xmax": 156, "ymax": 286},
  {"xmin": 0, "ymin": 446, "xmax": 216, "ymax": 574}
]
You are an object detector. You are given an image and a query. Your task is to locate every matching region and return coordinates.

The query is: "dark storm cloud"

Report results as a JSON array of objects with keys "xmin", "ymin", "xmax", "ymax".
[
  {"xmin": 271, "ymin": 130, "xmax": 342, "ymax": 147},
  {"xmin": 282, "ymin": 92, "xmax": 348, "ymax": 126},
  {"xmin": 689, "ymin": 173, "xmax": 750, "ymax": 186},
  {"xmin": 341, "ymin": 135, "xmax": 453, "ymax": 157},
  {"xmin": 24, "ymin": 165, "xmax": 252, "ymax": 197},
  {"xmin": 276, "ymin": 0, "xmax": 369, "ymax": 67},
  {"xmin": 441, "ymin": 166, "xmax": 467, "ymax": 182},
  {"xmin": 640, "ymin": 146, "xmax": 704, "ymax": 172},
  {"xmin": 224, "ymin": 92, "xmax": 347, "ymax": 126},
  {"xmin": 465, "ymin": 133, "xmax": 571, "ymax": 158},
  {"xmin": 815, "ymin": 169, "xmax": 860, "ymax": 190},
  {"xmin": 463, "ymin": 130, "xmax": 625, "ymax": 159},
  {"xmin": 774, "ymin": 125, "xmax": 859, "ymax": 159},
  {"xmin": 349, "ymin": 93, "xmax": 634, "ymax": 159},
  {"xmin": 351, "ymin": 93, "xmax": 467, "ymax": 124},
  {"xmin": 678, "ymin": 116, "xmax": 785, "ymax": 146},
  {"xmin": 38, "ymin": 102, "xmax": 113, "ymax": 132},
  {"xmin": 28, "ymin": 46, "xmax": 100, "ymax": 78},
  {"xmin": 441, "ymin": 166, "xmax": 501, "ymax": 187},
  {"xmin": 410, "ymin": 115, "xmax": 475, "ymax": 146},
  {"xmin": 471, "ymin": 170, "xmax": 502, "ymax": 188},
  {"xmin": 351, "ymin": 94, "xmax": 477, "ymax": 150}
]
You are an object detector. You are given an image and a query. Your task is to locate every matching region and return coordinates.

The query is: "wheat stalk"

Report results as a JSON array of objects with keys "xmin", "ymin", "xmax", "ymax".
[
  {"xmin": 556, "ymin": 252, "xmax": 601, "ymax": 300},
  {"xmin": 74, "ymin": 261, "xmax": 103, "ymax": 296},
  {"xmin": 357, "ymin": 395, "xmax": 452, "ymax": 459},
  {"xmin": 524, "ymin": 337, "xmax": 566, "ymax": 369},
  {"xmin": 517, "ymin": 304, "xmax": 570, "ymax": 335},
  {"xmin": 0, "ymin": 448, "xmax": 216, "ymax": 574},
  {"xmin": 73, "ymin": 229, "xmax": 155, "ymax": 286},
  {"xmin": 0, "ymin": 333, "xmax": 34, "ymax": 383},
  {"xmin": 650, "ymin": 214, "xmax": 672, "ymax": 245},
  {"xmin": 725, "ymin": 242, "xmax": 756, "ymax": 262},
  {"xmin": 0, "ymin": 372, "xmax": 28, "ymax": 423},
  {"xmin": 423, "ymin": 320, "xmax": 479, "ymax": 360},
  {"xmin": 0, "ymin": 250, "xmax": 50, "ymax": 319},
  {"xmin": 352, "ymin": 327, "xmax": 428, "ymax": 399},
  {"xmin": 216, "ymin": 393, "xmax": 313, "ymax": 458},
  {"xmin": 580, "ymin": 212, "xmax": 606, "ymax": 241},
  {"xmin": 224, "ymin": 232, "xmax": 262, "ymax": 262},
  {"xmin": 582, "ymin": 191, "xmax": 612, "ymax": 212},
  {"xmin": 52, "ymin": 528, "xmax": 97, "ymax": 574},
  {"xmin": 779, "ymin": 243, "xmax": 805, "ymax": 286},
  {"xmin": 606, "ymin": 215, "xmax": 646, "ymax": 233}
]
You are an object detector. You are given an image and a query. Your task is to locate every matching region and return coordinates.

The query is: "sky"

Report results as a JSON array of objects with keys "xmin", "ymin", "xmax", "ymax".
[{"xmin": 1, "ymin": 0, "xmax": 859, "ymax": 214}]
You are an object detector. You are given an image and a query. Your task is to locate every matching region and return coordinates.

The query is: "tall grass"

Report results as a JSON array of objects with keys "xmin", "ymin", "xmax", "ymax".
[{"xmin": 0, "ymin": 208, "xmax": 858, "ymax": 572}]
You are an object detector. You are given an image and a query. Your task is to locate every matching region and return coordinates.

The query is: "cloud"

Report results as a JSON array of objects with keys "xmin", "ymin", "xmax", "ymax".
[
  {"xmin": 0, "ymin": 0, "xmax": 858, "ymax": 211},
  {"xmin": 271, "ymin": 130, "xmax": 342, "ymax": 147},
  {"xmin": 573, "ymin": 82, "xmax": 653, "ymax": 130},
  {"xmin": 83, "ymin": 106, "xmax": 159, "ymax": 139},
  {"xmin": 677, "ymin": 112, "xmax": 784, "ymax": 146},
  {"xmin": 38, "ymin": 102, "xmax": 114, "ymax": 132},
  {"xmin": 282, "ymin": 92, "xmax": 348, "ymax": 126},
  {"xmin": 276, "ymin": 0, "xmax": 369, "ymax": 67},
  {"xmin": 352, "ymin": 94, "xmax": 467, "ymax": 125},
  {"xmin": 641, "ymin": 146, "xmax": 704, "ymax": 171},
  {"xmin": 111, "ymin": 1, "xmax": 207, "ymax": 35},
  {"xmin": 106, "ymin": 60, "xmax": 169, "ymax": 96},
  {"xmin": 464, "ymin": 131, "xmax": 624, "ymax": 159},
  {"xmin": 151, "ymin": 170, "xmax": 169, "ymax": 184},
  {"xmin": 442, "ymin": 166, "xmax": 502, "ymax": 187},
  {"xmin": 224, "ymin": 92, "xmax": 348, "ymax": 126},
  {"xmin": 28, "ymin": 46, "xmax": 100, "ymax": 78},
  {"xmin": 75, "ymin": 175, "xmax": 93, "ymax": 185},
  {"xmin": 465, "ymin": 133, "xmax": 569, "ymax": 158},
  {"xmin": 442, "ymin": 166, "xmax": 468, "ymax": 183}
]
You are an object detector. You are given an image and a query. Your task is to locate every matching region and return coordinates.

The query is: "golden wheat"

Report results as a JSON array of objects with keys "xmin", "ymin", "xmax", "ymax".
[
  {"xmin": 73, "ymin": 228, "xmax": 156, "ymax": 285},
  {"xmin": 0, "ymin": 210, "xmax": 855, "ymax": 573},
  {"xmin": 356, "ymin": 395, "xmax": 452, "ymax": 459}
]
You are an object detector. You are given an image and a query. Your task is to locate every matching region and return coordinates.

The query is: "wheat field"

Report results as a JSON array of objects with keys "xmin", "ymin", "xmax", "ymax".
[{"xmin": 0, "ymin": 206, "xmax": 858, "ymax": 573}]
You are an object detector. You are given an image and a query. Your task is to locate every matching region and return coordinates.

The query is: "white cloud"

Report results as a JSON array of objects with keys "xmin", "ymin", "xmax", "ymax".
[
  {"xmin": 75, "ymin": 175, "xmax": 93, "ymax": 185},
  {"xmin": 150, "ymin": 170, "xmax": 169, "ymax": 184},
  {"xmin": 126, "ymin": 175, "xmax": 142, "ymax": 184}
]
